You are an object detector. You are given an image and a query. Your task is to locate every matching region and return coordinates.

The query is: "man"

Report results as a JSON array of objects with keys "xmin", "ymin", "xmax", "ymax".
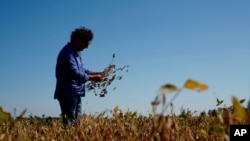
[{"xmin": 54, "ymin": 26, "xmax": 105, "ymax": 126}]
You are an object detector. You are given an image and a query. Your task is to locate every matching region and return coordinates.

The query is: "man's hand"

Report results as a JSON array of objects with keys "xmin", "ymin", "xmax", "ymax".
[
  {"xmin": 100, "ymin": 71, "xmax": 108, "ymax": 78},
  {"xmin": 88, "ymin": 67, "xmax": 113, "ymax": 82},
  {"xmin": 89, "ymin": 74, "xmax": 104, "ymax": 82}
]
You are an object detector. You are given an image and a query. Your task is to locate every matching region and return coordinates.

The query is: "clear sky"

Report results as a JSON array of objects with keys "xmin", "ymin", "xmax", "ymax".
[{"xmin": 0, "ymin": 0, "xmax": 250, "ymax": 117}]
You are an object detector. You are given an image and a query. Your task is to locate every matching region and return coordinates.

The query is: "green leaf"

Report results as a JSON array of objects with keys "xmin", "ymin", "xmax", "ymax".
[{"xmin": 0, "ymin": 107, "xmax": 12, "ymax": 121}]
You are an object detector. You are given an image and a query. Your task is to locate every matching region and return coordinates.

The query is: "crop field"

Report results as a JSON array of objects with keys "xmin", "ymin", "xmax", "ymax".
[
  {"xmin": 1, "ymin": 98, "xmax": 249, "ymax": 141},
  {"xmin": 1, "ymin": 79, "xmax": 249, "ymax": 141}
]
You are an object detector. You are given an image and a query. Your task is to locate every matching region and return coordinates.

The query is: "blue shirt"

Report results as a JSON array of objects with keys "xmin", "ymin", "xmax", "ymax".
[{"xmin": 54, "ymin": 43, "xmax": 90, "ymax": 99}]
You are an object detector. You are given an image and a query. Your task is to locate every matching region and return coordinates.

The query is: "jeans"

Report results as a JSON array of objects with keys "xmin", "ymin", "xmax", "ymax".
[{"xmin": 57, "ymin": 93, "xmax": 82, "ymax": 126}]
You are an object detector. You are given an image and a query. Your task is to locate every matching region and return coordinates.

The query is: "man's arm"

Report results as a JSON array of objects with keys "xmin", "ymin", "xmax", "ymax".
[
  {"xmin": 58, "ymin": 50, "xmax": 89, "ymax": 83},
  {"xmin": 88, "ymin": 71, "xmax": 102, "ymax": 75}
]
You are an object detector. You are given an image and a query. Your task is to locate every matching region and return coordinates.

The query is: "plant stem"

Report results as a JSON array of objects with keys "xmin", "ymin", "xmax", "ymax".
[{"xmin": 161, "ymin": 88, "xmax": 183, "ymax": 114}]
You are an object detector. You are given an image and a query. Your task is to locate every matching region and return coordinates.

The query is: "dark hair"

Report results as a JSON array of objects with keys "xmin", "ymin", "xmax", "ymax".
[{"xmin": 70, "ymin": 26, "xmax": 94, "ymax": 43}]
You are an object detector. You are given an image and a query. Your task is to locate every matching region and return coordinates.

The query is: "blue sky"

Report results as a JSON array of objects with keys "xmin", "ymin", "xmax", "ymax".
[{"xmin": 0, "ymin": 0, "xmax": 250, "ymax": 117}]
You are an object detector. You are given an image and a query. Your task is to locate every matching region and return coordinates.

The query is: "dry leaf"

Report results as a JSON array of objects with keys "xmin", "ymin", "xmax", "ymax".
[
  {"xmin": 184, "ymin": 79, "xmax": 199, "ymax": 90},
  {"xmin": 231, "ymin": 96, "xmax": 247, "ymax": 122},
  {"xmin": 157, "ymin": 83, "xmax": 178, "ymax": 94}
]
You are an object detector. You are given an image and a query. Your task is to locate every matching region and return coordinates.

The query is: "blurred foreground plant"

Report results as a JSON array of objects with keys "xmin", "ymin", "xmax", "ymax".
[
  {"xmin": 0, "ymin": 107, "xmax": 27, "ymax": 123},
  {"xmin": 150, "ymin": 79, "xmax": 208, "ymax": 140},
  {"xmin": 151, "ymin": 79, "xmax": 208, "ymax": 115},
  {"xmin": 150, "ymin": 78, "xmax": 250, "ymax": 141}
]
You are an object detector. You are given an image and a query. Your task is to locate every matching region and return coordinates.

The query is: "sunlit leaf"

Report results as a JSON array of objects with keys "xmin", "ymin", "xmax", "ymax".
[
  {"xmin": 198, "ymin": 83, "xmax": 208, "ymax": 91},
  {"xmin": 0, "ymin": 107, "xmax": 12, "ymax": 121},
  {"xmin": 157, "ymin": 83, "xmax": 178, "ymax": 94},
  {"xmin": 184, "ymin": 79, "xmax": 199, "ymax": 90},
  {"xmin": 114, "ymin": 105, "xmax": 119, "ymax": 113},
  {"xmin": 200, "ymin": 129, "xmax": 208, "ymax": 136},
  {"xmin": 184, "ymin": 79, "xmax": 208, "ymax": 92},
  {"xmin": 231, "ymin": 96, "xmax": 247, "ymax": 122}
]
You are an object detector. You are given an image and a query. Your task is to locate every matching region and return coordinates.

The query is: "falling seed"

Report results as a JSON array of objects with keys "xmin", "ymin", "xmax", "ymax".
[{"xmin": 116, "ymin": 76, "xmax": 122, "ymax": 80}]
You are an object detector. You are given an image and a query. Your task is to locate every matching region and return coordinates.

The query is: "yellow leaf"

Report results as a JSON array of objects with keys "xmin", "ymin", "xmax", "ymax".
[
  {"xmin": 0, "ymin": 107, "xmax": 12, "ymax": 121},
  {"xmin": 231, "ymin": 96, "xmax": 247, "ymax": 122},
  {"xmin": 184, "ymin": 79, "xmax": 208, "ymax": 92},
  {"xmin": 198, "ymin": 83, "xmax": 208, "ymax": 91},
  {"xmin": 200, "ymin": 129, "xmax": 208, "ymax": 136},
  {"xmin": 184, "ymin": 79, "xmax": 199, "ymax": 90},
  {"xmin": 114, "ymin": 105, "xmax": 119, "ymax": 113}
]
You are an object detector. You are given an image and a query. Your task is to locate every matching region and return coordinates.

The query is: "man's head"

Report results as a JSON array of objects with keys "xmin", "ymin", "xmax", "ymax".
[{"xmin": 70, "ymin": 27, "xmax": 94, "ymax": 51}]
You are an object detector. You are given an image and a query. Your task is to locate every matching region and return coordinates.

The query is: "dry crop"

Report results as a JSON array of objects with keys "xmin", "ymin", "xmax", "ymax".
[
  {"xmin": 1, "ymin": 96, "xmax": 249, "ymax": 141},
  {"xmin": 1, "ymin": 72, "xmax": 249, "ymax": 140}
]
